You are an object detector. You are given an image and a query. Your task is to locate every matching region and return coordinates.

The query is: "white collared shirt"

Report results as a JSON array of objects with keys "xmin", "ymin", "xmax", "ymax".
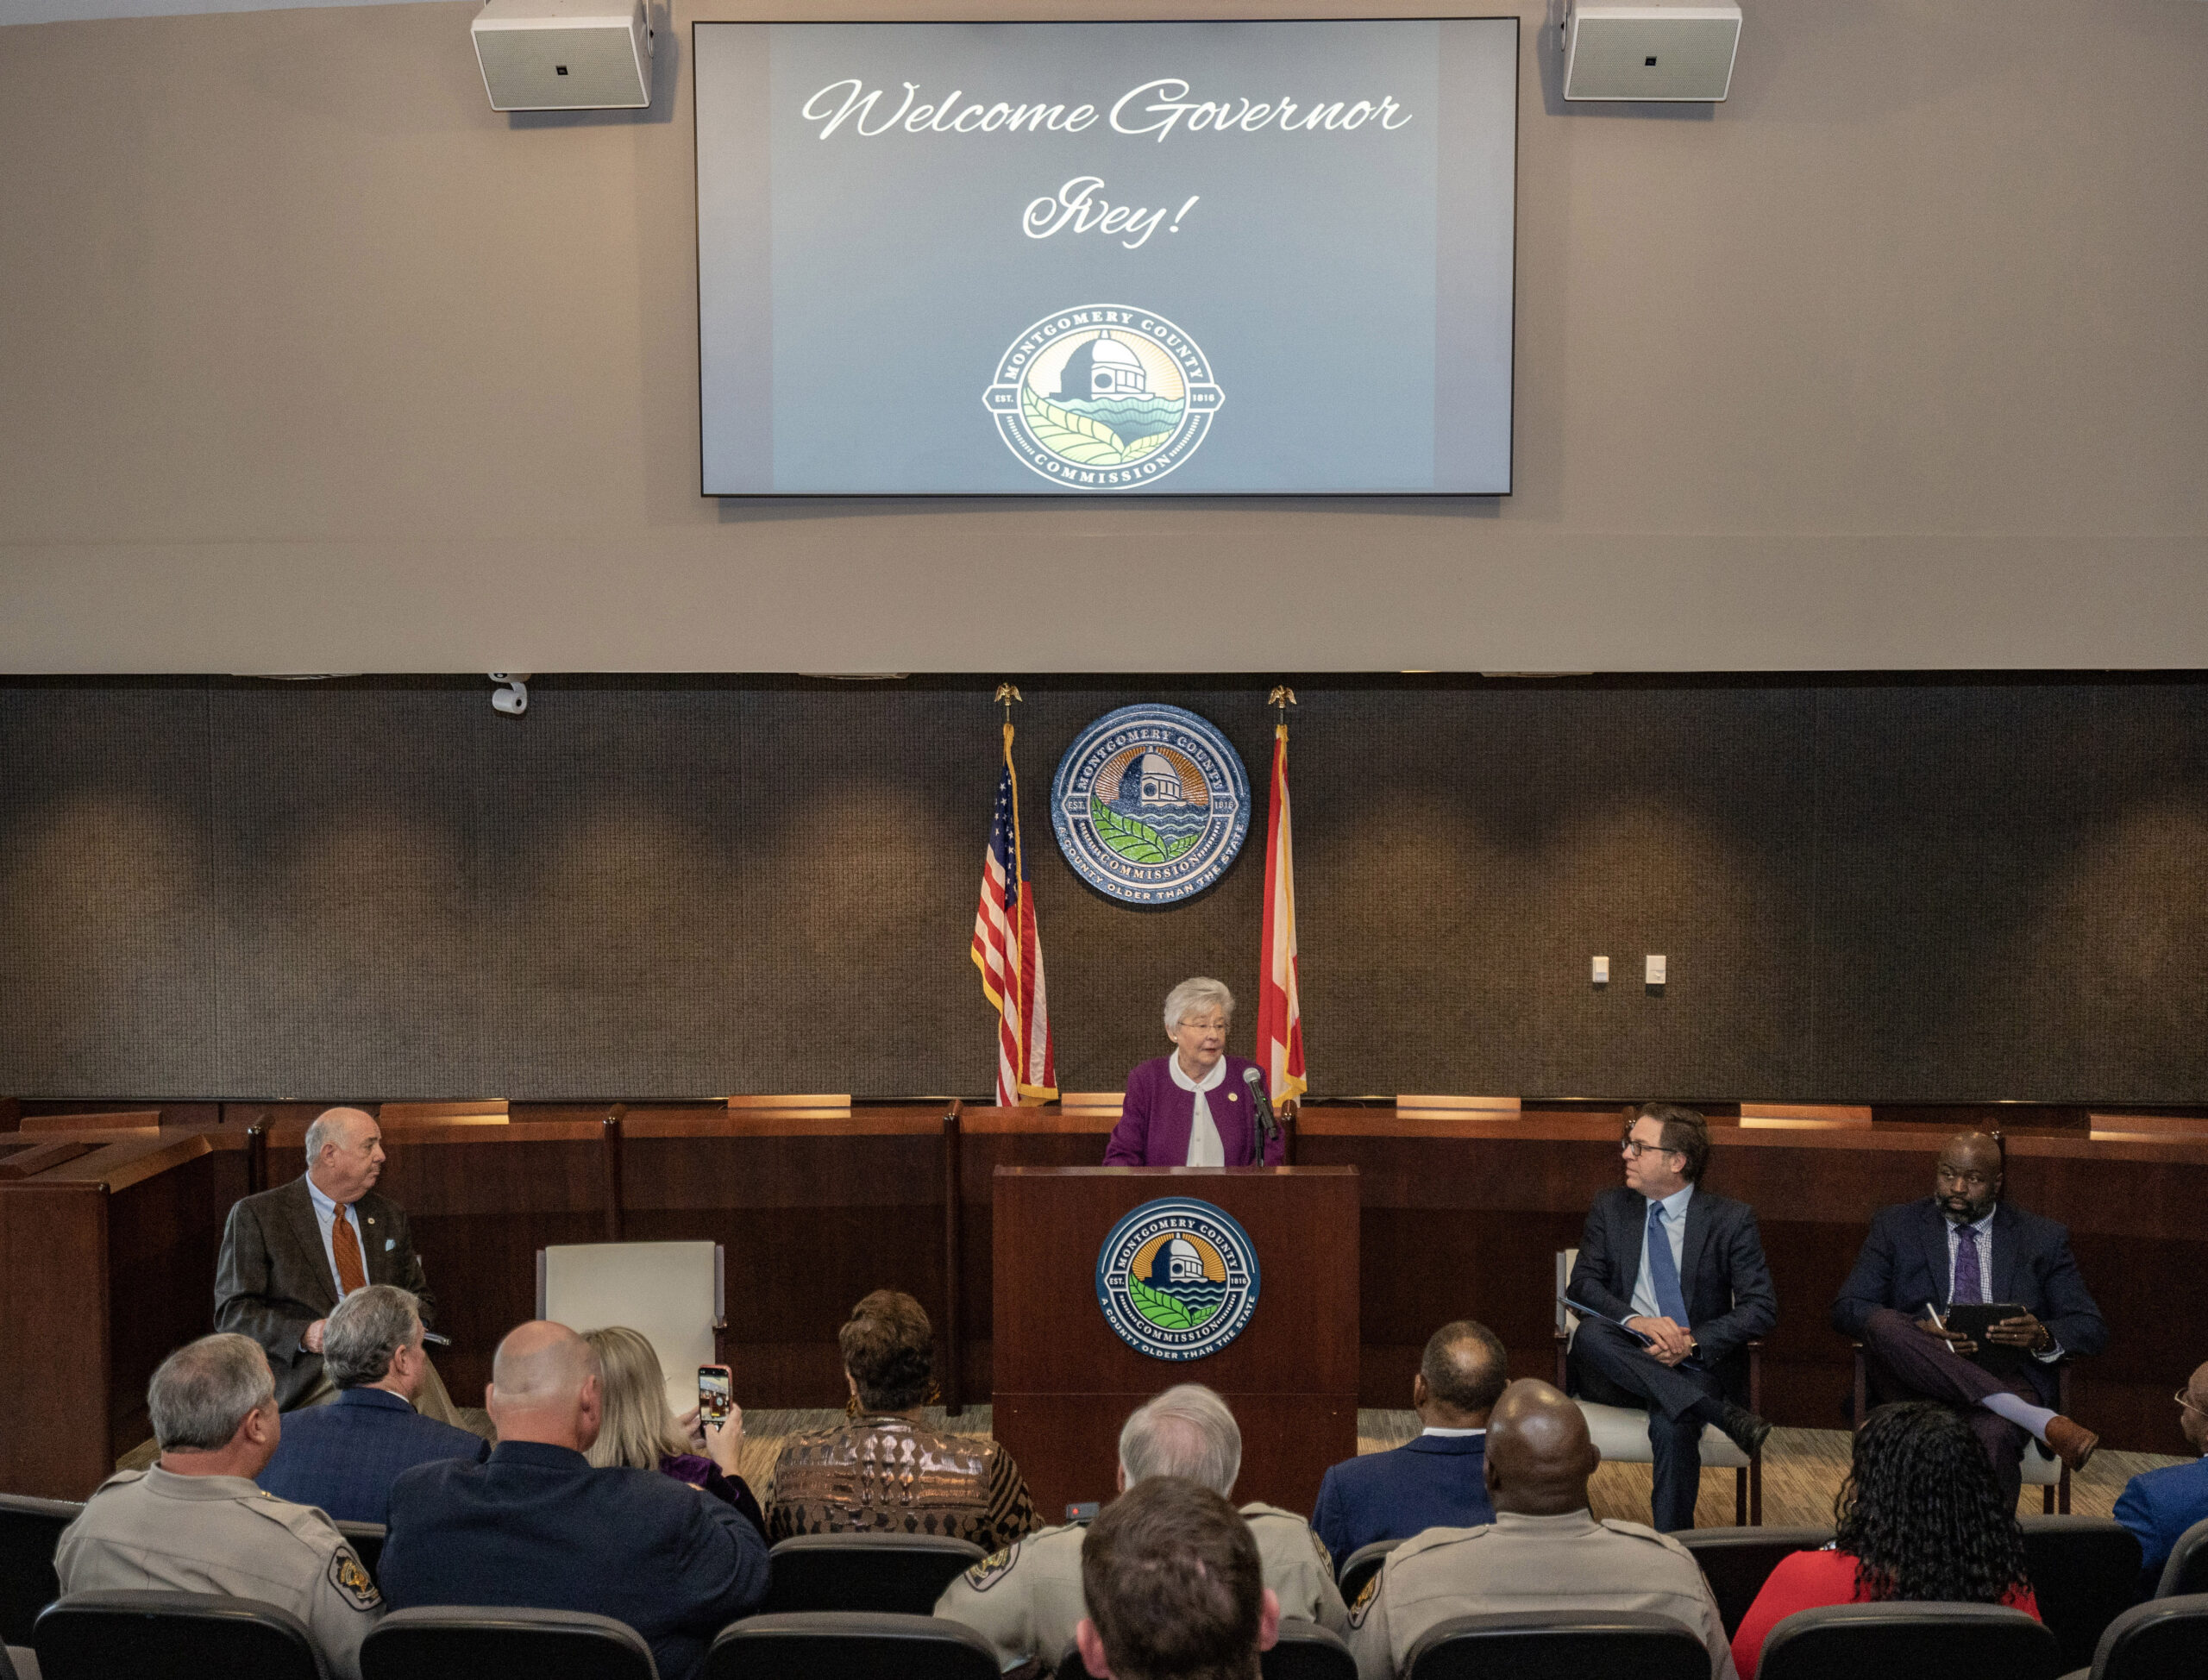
[
  {"xmin": 1628, "ymin": 1183, "xmax": 1695, "ymax": 1321},
  {"xmin": 305, "ymin": 1175, "xmax": 365, "ymax": 1303},
  {"xmin": 1419, "ymin": 1426, "xmax": 1486, "ymax": 1439},
  {"xmin": 1167, "ymin": 1054, "xmax": 1228, "ymax": 1168}
]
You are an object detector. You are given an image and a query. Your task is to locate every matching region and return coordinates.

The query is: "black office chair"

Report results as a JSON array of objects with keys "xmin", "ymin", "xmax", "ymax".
[
  {"xmin": 34, "ymin": 1589, "xmax": 326, "ymax": 1680},
  {"xmin": 2157, "ymin": 1517, "xmax": 2208, "ymax": 1599},
  {"xmin": 1402, "ymin": 1610, "xmax": 1710, "ymax": 1680},
  {"xmin": 1676, "ymin": 1526, "xmax": 1834, "ymax": 1637},
  {"xmin": 360, "ymin": 1605, "xmax": 657, "ymax": 1680},
  {"xmin": 704, "ymin": 1610, "xmax": 999, "ymax": 1680},
  {"xmin": 0, "ymin": 1638, "xmax": 23, "ymax": 1680},
  {"xmin": 1260, "ymin": 1617, "xmax": 1356, "ymax": 1680},
  {"xmin": 2021, "ymin": 1514, "xmax": 2143, "ymax": 1671},
  {"xmin": 2085, "ymin": 1594, "xmax": 2208, "ymax": 1680},
  {"xmin": 0, "ymin": 1495, "xmax": 78, "ymax": 1648},
  {"xmin": 1336, "ymin": 1538, "xmax": 1401, "ymax": 1605},
  {"xmin": 334, "ymin": 1522, "xmax": 386, "ymax": 1584},
  {"xmin": 758, "ymin": 1533, "xmax": 985, "ymax": 1614},
  {"xmin": 1757, "ymin": 1602, "xmax": 2062, "ymax": 1680}
]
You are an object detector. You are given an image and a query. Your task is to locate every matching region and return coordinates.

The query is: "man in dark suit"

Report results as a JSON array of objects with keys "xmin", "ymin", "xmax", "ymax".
[
  {"xmin": 2114, "ymin": 1359, "xmax": 2208, "ymax": 1593},
  {"xmin": 1831, "ymin": 1130, "xmax": 2104, "ymax": 1506},
  {"xmin": 1312, "ymin": 1320, "xmax": 1506, "ymax": 1569},
  {"xmin": 1566, "ymin": 1102, "xmax": 1777, "ymax": 1532},
  {"xmin": 380, "ymin": 1320, "xmax": 768, "ymax": 1680},
  {"xmin": 257, "ymin": 1283, "xmax": 486, "ymax": 1522},
  {"xmin": 214, "ymin": 1106, "xmax": 457, "ymax": 1420}
]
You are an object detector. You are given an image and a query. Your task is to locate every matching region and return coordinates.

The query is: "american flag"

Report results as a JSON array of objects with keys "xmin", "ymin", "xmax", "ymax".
[
  {"xmin": 971, "ymin": 724, "xmax": 1057, "ymax": 1106},
  {"xmin": 1256, "ymin": 720, "xmax": 1308, "ymax": 1104}
]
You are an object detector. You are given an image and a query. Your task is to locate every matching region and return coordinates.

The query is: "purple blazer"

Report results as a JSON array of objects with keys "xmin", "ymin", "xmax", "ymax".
[{"xmin": 1103, "ymin": 1055, "xmax": 1287, "ymax": 1167}]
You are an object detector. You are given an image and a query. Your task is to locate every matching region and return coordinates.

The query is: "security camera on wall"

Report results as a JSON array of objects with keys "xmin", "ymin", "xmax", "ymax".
[
  {"xmin": 1562, "ymin": 2, "xmax": 1741, "ymax": 102},
  {"xmin": 473, "ymin": 0, "xmax": 652, "ymax": 112}
]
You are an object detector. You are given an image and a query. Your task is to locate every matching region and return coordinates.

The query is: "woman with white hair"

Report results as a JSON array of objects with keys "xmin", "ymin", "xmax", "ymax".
[{"xmin": 1102, "ymin": 977, "xmax": 1285, "ymax": 1166}]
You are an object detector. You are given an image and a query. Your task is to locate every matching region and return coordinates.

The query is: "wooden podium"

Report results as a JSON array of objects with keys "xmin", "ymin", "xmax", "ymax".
[{"xmin": 991, "ymin": 1166, "xmax": 1359, "ymax": 1519}]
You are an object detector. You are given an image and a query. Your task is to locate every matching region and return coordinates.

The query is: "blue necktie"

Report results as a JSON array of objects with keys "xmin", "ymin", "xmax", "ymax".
[
  {"xmin": 1953, "ymin": 1225, "xmax": 1985, "ymax": 1304},
  {"xmin": 1646, "ymin": 1202, "xmax": 1691, "ymax": 1326}
]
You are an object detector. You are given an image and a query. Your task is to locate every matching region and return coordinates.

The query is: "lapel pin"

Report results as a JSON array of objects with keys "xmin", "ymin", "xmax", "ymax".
[{"xmin": 1227, "ymin": 1093, "xmax": 1238, "ymax": 1102}]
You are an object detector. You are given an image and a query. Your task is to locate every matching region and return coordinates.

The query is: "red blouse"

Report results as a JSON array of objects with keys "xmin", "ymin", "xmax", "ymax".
[{"xmin": 1731, "ymin": 1548, "xmax": 2041, "ymax": 1679}]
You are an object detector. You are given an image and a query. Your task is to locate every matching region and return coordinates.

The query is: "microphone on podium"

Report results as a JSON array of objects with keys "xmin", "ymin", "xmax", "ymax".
[{"xmin": 1240, "ymin": 1067, "xmax": 1279, "ymax": 1145}]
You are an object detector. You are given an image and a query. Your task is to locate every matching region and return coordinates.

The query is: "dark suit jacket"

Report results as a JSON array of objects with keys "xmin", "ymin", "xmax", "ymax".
[
  {"xmin": 256, "ymin": 1387, "xmax": 487, "ymax": 1524},
  {"xmin": 214, "ymin": 1175, "xmax": 436, "ymax": 1409},
  {"xmin": 2113, "ymin": 1454, "xmax": 2208, "ymax": 1589},
  {"xmin": 1310, "ymin": 1432, "xmax": 1492, "ymax": 1570},
  {"xmin": 1568, "ymin": 1184, "xmax": 1778, "ymax": 1375},
  {"xmin": 380, "ymin": 1440, "xmax": 769, "ymax": 1680},
  {"xmin": 1829, "ymin": 1197, "xmax": 2106, "ymax": 1408}
]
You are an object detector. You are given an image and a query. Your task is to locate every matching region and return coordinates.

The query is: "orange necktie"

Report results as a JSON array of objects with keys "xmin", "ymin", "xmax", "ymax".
[{"xmin": 331, "ymin": 1207, "xmax": 367, "ymax": 1295}]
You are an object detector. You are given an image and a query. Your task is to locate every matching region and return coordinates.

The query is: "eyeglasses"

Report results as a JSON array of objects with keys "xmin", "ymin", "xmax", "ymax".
[
  {"xmin": 1620, "ymin": 1139, "xmax": 1678, "ymax": 1160},
  {"xmin": 2179, "ymin": 1389, "xmax": 2207, "ymax": 1418}
]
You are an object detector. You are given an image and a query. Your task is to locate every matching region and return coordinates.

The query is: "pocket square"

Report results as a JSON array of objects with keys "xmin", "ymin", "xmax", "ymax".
[{"xmin": 384, "ymin": 1238, "xmax": 395, "ymax": 1251}]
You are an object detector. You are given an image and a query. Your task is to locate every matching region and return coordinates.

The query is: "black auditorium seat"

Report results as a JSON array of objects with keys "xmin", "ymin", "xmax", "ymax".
[
  {"xmin": 360, "ymin": 1605, "xmax": 657, "ymax": 1680},
  {"xmin": 1402, "ymin": 1610, "xmax": 1709, "ymax": 1680},
  {"xmin": 1259, "ymin": 1617, "xmax": 1356, "ymax": 1680},
  {"xmin": 2157, "ymin": 1517, "xmax": 2208, "ymax": 1599},
  {"xmin": 334, "ymin": 1521, "xmax": 385, "ymax": 1584},
  {"xmin": 2084, "ymin": 1594, "xmax": 2208, "ymax": 1680},
  {"xmin": 759, "ymin": 1533, "xmax": 983, "ymax": 1614},
  {"xmin": 0, "ymin": 1495, "xmax": 78, "ymax": 1649},
  {"xmin": 1335, "ymin": 1538, "xmax": 1401, "ymax": 1605},
  {"xmin": 2020, "ymin": 1514, "xmax": 2144, "ymax": 1671},
  {"xmin": 1675, "ymin": 1526, "xmax": 1834, "ymax": 1637},
  {"xmin": 705, "ymin": 1610, "xmax": 999, "ymax": 1680},
  {"xmin": 1756, "ymin": 1602, "xmax": 2061, "ymax": 1680},
  {"xmin": 34, "ymin": 1589, "xmax": 326, "ymax": 1680}
]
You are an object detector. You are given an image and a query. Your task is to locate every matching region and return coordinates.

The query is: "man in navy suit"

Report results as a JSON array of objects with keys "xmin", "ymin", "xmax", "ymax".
[
  {"xmin": 1312, "ymin": 1320, "xmax": 1507, "ymax": 1569},
  {"xmin": 1566, "ymin": 1103, "xmax": 1777, "ymax": 1532},
  {"xmin": 258, "ymin": 1284, "xmax": 486, "ymax": 1522},
  {"xmin": 1831, "ymin": 1131, "xmax": 2104, "ymax": 1507},
  {"xmin": 380, "ymin": 1320, "xmax": 767, "ymax": 1680},
  {"xmin": 2114, "ymin": 1359, "xmax": 2208, "ymax": 1592}
]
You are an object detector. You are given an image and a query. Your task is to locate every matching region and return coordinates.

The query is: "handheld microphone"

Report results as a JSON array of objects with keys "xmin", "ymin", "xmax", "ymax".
[{"xmin": 1240, "ymin": 1068, "xmax": 1279, "ymax": 1144}]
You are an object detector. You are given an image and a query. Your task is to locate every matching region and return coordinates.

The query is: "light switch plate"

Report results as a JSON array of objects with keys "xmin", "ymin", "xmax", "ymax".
[
  {"xmin": 1591, "ymin": 956, "xmax": 1609, "ymax": 985},
  {"xmin": 1646, "ymin": 955, "xmax": 1666, "ymax": 986}
]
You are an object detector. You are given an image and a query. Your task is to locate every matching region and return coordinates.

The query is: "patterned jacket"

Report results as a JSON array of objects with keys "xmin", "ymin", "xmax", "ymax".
[{"xmin": 767, "ymin": 1414, "xmax": 1038, "ymax": 1551}]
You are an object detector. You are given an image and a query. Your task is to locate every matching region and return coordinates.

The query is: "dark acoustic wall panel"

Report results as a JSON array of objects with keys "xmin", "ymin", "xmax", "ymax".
[
  {"xmin": 2, "ymin": 677, "xmax": 2206, "ymax": 1102},
  {"xmin": 0, "ymin": 686, "xmax": 216, "ymax": 1094}
]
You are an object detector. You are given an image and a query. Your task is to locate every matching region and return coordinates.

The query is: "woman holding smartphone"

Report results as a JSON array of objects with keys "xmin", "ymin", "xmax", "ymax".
[{"xmin": 583, "ymin": 1326, "xmax": 766, "ymax": 1539}]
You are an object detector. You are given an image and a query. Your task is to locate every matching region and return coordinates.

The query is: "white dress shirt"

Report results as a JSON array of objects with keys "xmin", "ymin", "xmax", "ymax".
[
  {"xmin": 1629, "ymin": 1183, "xmax": 1695, "ymax": 1321},
  {"xmin": 1168, "ymin": 1054, "xmax": 1228, "ymax": 1168}
]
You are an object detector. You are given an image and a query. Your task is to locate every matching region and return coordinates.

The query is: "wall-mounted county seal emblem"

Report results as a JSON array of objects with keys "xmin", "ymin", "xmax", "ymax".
[
  {"xmin": 1051, "ymin": 704, "xmax": 1251, "ymax": 905},
  {"xmin": 1095, "ymin": 1196, "xmax": 1260, "ymax": 1362},
  {"xmin": 982, "ymin": 307, "xmax": 1224, "ymax": 489}
]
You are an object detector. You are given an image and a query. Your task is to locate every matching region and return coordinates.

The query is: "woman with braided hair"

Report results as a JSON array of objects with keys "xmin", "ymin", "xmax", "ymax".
[{"xmin": 1730, "ymin": 1401, "xmax": 2040, "ymax": 1677}]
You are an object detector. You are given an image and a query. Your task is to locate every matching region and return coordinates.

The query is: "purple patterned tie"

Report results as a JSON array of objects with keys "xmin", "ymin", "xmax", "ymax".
[{"xmin": 1952, "ymin": 1224, "xmax": 1984, "ymax": 1305}]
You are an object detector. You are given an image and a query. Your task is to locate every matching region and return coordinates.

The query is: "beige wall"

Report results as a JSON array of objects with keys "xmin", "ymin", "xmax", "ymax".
[{"xmin": 1, "ymin": 0, "xmax": 2203, "ymax": 673}]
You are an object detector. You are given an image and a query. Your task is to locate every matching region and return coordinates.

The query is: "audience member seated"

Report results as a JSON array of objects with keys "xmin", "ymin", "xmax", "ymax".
[
  {"xmin": 54, "ymin": 1333, "xmax": 385, "ymax": 1680},
  {"xmin": 256, "ymin": 1284, "xmax": 487, "ymax": 1523},
  {"xmin": 937, "ymin": 1383, "xmax": 1346, "ymax": 1673},
  {"xmin": 2114, "ymin": 1357, "xmax": 2208, "ymax": 1594},
  {"xmin": 1075, "ymin": 1476, "xmax": 1281, "ymax": 1680},
  {"xmin": 379, "ymin": 1320, "xmax": 768, "ymax": 1680},
  {"xmin": 1346, "ymin": 1378, "xmax": 1734, "ymax": 1680},
  {"xmin": 1313, "ymin": 1320, "xmax": 1506, "ymax": 1570},
  {"xmin": 582, "ymin": 1326, "xmax": 766, "ymax": 1538},
  {"xmin": 1728, "ymin": 1401, "xmax": 2039, "ymax": 1679},
  {"xmin": 769, "ymin": 1288, "xmax": 1038, "ymax": 1548}
]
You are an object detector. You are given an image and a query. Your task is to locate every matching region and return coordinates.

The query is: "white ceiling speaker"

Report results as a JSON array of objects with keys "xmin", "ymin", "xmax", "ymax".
[
  {"xmin": 473, "ymin": 0, "xmax": 652, "ymax": 112},
  {"xmin": 1562, "ymin": 2, "xmax": 1741, "ymax": 103}
]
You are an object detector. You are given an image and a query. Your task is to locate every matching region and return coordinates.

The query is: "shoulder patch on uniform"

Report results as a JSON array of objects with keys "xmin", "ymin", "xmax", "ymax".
[
  {"xmin": 963, "ymin": 1541, "xmax": 1019, "ymax": 1592},
  {"xmin": 1346, "ymin": 1573, "xmax": 1381, "ymax": 1630},
  {"xmin": 329, "ymin": 1545, "xmax": 382, "ymax": 1609},
  {"xmin": 1308, "ymin": 1527, "xmax": 1333, "ymax": 1570}
]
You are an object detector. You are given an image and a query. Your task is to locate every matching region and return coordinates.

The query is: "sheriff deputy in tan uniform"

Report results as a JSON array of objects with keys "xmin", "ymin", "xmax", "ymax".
[
  {"xmin": 56, "ymin": 1332, "xmax": 384, "ymax": 1680},
  {"xmin": 1346, "ymin": 1378, "xmax": 1735, "ymax": 1680},
  {"xmin": 936, "ymin": 1383, "xmax": 1345, "ymax": 1671}
]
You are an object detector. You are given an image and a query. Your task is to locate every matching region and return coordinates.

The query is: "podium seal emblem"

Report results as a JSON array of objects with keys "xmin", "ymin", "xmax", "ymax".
[
  {"xmin": 1095, "ymin": 1196, "xmax": 1260, "ymax": 1362},
  {"xmin": 1051, "ymin": 704, "xmax": 1251, "ymax": 906}
]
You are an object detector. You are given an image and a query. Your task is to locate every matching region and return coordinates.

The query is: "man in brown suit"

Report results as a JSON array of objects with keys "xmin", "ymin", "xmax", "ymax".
[{"xmin": 215, "ymin": 1106, "xmax": 459, "ymax": 1422}]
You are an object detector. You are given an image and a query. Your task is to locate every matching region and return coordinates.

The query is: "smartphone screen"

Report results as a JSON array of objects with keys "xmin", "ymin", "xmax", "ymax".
[{"xmin": 698, "ymin": 1366, "xmax": 732, "ymax": 1424}]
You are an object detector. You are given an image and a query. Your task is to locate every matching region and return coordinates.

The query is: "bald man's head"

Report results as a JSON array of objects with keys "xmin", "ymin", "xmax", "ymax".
[
  {"xmin": 487, "ymin": 1321, "xmax": 603, "ymax": 1451},
  {"xmin": 2182, "ymin": 1359, "xmax": 2208, "ymax": 1454},
  {"xmin": 1483, "ymin": 1379, "xmax": 1601, "ymax": 1516},
  {"xmin": 1935, "ymin": 1131, "xmax": 2004, "ymax": 1224}
]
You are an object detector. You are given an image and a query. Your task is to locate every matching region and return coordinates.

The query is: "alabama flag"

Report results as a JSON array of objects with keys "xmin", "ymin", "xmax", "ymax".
[{"xmin": 1255, "ymin": 721, "xmax": 1308, "ymax": 1104}]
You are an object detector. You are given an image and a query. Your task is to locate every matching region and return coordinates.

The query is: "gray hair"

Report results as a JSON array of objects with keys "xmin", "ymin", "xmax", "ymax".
[
  {"xmin": 1119, "ymin": 1382, "xmax": 1243, "ymax": 1495},
  {"xmin": 148, "ymin": 1333, "xmax": 274, "ymax": 1451},
  {"xmin": 304, "ymin": 1106, "xmax": 369, "ymax": 1163},
  {"xmin": 324, "ymin": 1284, "xmax": 423, "ymax": 1389},
  {"xmin": 1163, "ymin": 977, "xmax": 1234, "ymax": 1034}
]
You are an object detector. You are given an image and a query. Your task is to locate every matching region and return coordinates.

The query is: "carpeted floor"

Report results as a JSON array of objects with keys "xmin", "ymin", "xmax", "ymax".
[{"xmin": 119, "ymin": 1404, "xmax": 2184, "ymax": 1529}]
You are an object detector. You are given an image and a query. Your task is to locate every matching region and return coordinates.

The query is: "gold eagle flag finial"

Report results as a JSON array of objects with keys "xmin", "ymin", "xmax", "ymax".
[
  {"xmin": 993, "ymin": 682, "xmax": 1023, "ymax": 723},
  {"xmin": 1269, "ymin": 685, "xmax": 1297, "ymax": 719}
]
